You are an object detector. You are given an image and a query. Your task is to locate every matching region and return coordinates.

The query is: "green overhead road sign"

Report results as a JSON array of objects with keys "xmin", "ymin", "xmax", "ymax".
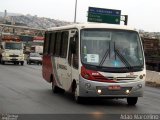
[
  {"xmin": 88, "ymin": 12, "xmax": 120, "ymax": 24},
  {"xmin": 88, "ymin": 7, "xmax": 121, "ymax": 24}
]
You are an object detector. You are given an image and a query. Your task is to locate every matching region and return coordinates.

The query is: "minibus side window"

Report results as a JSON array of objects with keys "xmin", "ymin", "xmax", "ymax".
[
  {"xmin": 49, "ymin": 32, "xmax": 56, "ymax": 55},
  {"xmin": 55, "ymin": 32, "xmax": 62, "ymax": 56},
  {"xmin": 48, "ymin": 33, "xmax": 52, "ymax": 54},
  {"xmin": 43, "ymin": 32, "xmax": 50, "ymax": 54},
  {"xmin": 60, "ymin": 31, "xmax": 69, "ymax": 58}
]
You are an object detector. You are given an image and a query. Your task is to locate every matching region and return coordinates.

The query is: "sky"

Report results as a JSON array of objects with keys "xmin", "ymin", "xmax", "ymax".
[{"xmin": 0, "ymin": 0, "xmax": 160, "ymax": 32}]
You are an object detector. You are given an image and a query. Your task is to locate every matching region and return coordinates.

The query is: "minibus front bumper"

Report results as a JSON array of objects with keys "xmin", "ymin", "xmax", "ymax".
[{"xmin": 78, "ymin": 76, "xmax": 145, "ymax": 98}]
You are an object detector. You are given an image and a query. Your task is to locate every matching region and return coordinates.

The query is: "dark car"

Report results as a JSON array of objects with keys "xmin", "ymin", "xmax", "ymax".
[{"xmin": 26, "ymin": 53, "xmax": 42, "ymax": 65}]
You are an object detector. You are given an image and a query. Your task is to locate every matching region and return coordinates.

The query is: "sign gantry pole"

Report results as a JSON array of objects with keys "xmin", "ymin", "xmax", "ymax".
[{"xmin": 74, "ymin": 0, "xmax": 77, "ymax": 23}]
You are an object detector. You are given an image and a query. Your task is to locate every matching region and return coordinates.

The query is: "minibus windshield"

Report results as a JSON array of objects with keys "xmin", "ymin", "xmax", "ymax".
[{"xmin": 81, "ymin": 29, "xmax": 144, "ymax": 71}]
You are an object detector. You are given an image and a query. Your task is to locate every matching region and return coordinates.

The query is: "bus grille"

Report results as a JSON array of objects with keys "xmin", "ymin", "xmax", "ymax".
[
  {"xmin": 94, "ymin": 76, "xmax": 136, "ymax": 81},
  {"xmin": 107, "ymin": 77, "xmax": 136, "ymax": 80},
  {"xmin": 92, "ymin": 76, "xmax": 137, "ymax": 83}
]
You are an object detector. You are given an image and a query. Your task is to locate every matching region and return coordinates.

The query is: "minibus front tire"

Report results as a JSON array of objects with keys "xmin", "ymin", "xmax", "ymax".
[
  {"xmin": 73, "ymin": 85, "xmax": 83, "ymax": 103},
  {"xmin": 127, "ymin": 97, "xmax": 138, "ymax": 106},
  {"xmin": 74, "ymin": 91, "xmax": 83, "ymax": 103}
]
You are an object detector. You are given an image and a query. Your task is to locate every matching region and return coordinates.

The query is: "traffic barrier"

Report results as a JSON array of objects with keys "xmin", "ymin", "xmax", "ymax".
[{"xmin": 146, "ymin": 70, "xmax": 160, "ymax": 85}]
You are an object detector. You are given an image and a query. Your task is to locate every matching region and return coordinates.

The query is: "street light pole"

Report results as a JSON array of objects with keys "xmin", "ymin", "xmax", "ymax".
[{"xmin": 74, "ymin": 0, "xmax": 77, "ymax": 23}]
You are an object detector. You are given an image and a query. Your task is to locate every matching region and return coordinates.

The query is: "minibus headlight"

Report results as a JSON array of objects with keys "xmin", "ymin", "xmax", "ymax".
[
  {"xmin": 125, "ymin": 89, "xmax": 130, "ymax": 94},
  {"xmin": 97, "ymin": 89, "xmax": 102, "ymax": 94}
]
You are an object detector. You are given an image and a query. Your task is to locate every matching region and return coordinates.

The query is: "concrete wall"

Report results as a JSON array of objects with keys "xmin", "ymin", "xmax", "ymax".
[{"xmin": 146, "ymin": 70, "xmax": 160, "ymax": 84}]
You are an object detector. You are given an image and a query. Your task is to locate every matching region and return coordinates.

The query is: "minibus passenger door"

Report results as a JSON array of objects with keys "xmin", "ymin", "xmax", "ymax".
[
  {"xmin": 71, "ymin": 31, "xmax": 79, "ymax": 89},
  {"xmin": 66, "ymin": 36, "xmax": 74, "ymax": 90},
  {"xmin": 66, "ymin": 30, "xmax": 79, "ymax": 91}
]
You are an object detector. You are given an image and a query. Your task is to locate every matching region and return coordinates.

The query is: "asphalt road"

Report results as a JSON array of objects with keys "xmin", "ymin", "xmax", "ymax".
[{"xmin": 0, "ymin": 63, "xmax": 160, "ymax": 117}]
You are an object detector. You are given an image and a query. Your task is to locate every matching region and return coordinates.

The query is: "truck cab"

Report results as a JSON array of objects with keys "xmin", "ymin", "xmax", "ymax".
[{"xmin": 0, "ymin": 35, "xmax": 24, "ymax": 65}]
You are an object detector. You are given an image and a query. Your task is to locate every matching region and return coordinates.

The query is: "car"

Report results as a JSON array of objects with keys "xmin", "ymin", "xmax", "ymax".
[{"xmin": 26, "ymin": 52, "xmax": 42, "ymax": 65}]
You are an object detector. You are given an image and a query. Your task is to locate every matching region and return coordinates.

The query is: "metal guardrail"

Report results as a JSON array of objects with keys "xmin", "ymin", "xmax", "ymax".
[{"xmin": 146, "ymin": 70, "xmax": 160, "ymax": 84}]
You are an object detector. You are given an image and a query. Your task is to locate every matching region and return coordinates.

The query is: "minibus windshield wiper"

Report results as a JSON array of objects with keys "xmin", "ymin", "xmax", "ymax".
[
  {"xmin": 99, "ymin": 42, "xmax": 110, "ymax": 66},
  {"xmin": 114, "ymin": 42, "xmax": 132, "ymax": 69},
  {"xmin": 99, "ymin": 49, "xmax": 109, "ymax": 66},
  {"xmin": 114, "ymin": 49, "xmax": 132, "ymax": 69}
]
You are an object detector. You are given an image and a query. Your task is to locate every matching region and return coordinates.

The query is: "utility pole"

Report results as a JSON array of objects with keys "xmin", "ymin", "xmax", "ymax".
[
  {"xmin": 74, "ymin": 0, "xmax": 77, "ymax": 23},
  {"xmin": 3, "ymin": 10, "xmax": 7, "ymax": 24}
]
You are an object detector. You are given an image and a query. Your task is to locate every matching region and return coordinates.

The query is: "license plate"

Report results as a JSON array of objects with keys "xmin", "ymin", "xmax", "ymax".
[{"xmin": 108, "ymin": 85, "xmax": 121, "ymax": 90}]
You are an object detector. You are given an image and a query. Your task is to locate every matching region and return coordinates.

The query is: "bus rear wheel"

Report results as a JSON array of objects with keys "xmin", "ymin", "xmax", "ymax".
[
  {"xmin": 2, "ymin": 61, "xmax": 5, "ymax": 65},
  {"xmin": 52, "ymin": 81, "xmax": 60, "ymax": 93},
  {"xmin": 52, "ymin": 81, "xmax": 65, "ymax": 94},
  {"xmin": 127, "ymin": 97, "xmax": 138, "ymax": 106}
]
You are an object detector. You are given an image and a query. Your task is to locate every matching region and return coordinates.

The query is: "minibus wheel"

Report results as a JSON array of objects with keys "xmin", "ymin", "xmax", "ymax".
[
  {"xmin": 74, "ymin": 86, "xmax": 83, "ymax": 103},
  {"xmin": 127, "ymin": 97, "xmax": 138, "ymax": 106},
  {"xmin": 74, "ymin": 91, "xmax": 81, "ymax": 103},
  {"xmin": 52, "ymin": 81, "xmax": 64, "ymax": 94},
  {"xmin": 52, "ymin": 81, "xmax": 59, "ymax": 93},
  {"xmin": 21, "ymin": 61, "xmax": 24, "ymax": 66}
]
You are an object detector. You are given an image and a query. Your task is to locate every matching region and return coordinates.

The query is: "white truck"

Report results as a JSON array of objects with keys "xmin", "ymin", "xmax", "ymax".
[
  {"xmin": 31, "ymin": 45, "xmax": 43, "ymax": 55},
  {"xmin": 0, "ymin": 36, "xmax": 24, "ymax": 65}
]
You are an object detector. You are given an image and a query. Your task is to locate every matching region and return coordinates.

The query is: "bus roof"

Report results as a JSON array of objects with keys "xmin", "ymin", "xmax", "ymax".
[{"xmin": 47, "ymin": 23, "xmax": 137, "ymax": 32}]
